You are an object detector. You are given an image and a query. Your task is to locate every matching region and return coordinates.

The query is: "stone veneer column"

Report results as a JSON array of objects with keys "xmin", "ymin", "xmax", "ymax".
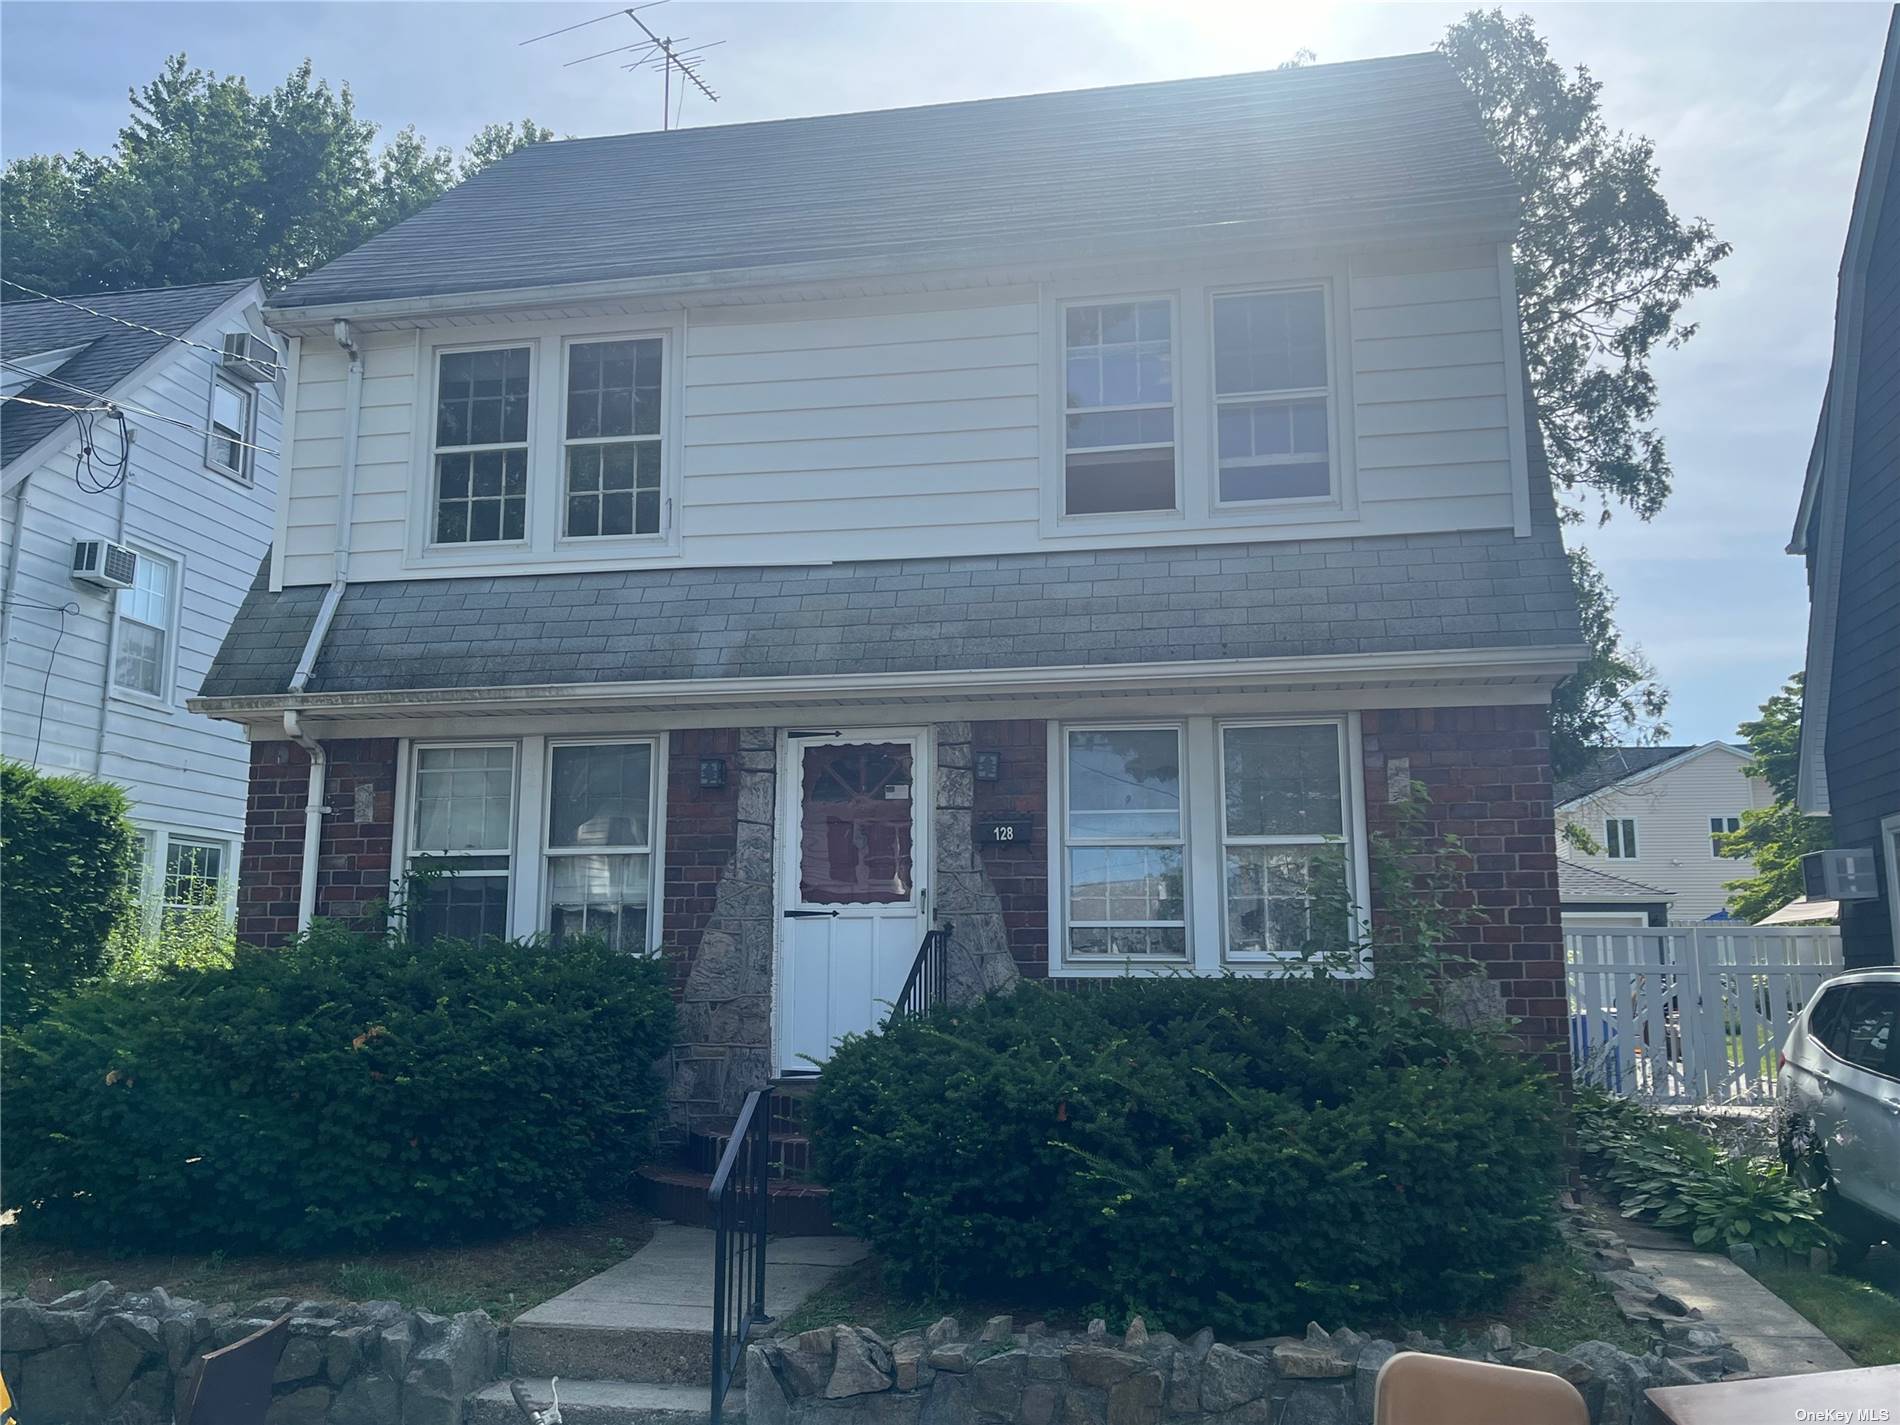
[
  {"xmin": 667, "ymin": 726, "xmax": 777, "ymax": 1132},
  {"xmin": 932, "ymin": 722, "xmax": 1023, "ymax": 1001}
]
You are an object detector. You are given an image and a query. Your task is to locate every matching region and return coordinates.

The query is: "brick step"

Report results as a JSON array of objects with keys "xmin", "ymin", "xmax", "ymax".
[
  {"xmin": 634, "ymin": 1165, "xmax": 838, "ymax": 1237},
  {"xmin": 684, "ymin": 1129, "xmax": 814, "ymax": 1180},
  {"xmin": 469, "ymin": 1378, "xmax": 739, "ymax": 1425}
]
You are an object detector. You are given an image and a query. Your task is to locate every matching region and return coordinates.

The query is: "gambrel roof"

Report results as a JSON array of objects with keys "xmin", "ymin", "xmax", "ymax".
[{"xmin": 269, "ymin": 54, "xmax": 1517, "ymax": 314}]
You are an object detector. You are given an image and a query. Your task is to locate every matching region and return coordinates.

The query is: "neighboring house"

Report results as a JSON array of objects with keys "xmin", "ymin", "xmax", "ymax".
[
  {"xmin": 1557, "ymin": 861, "xmax": 1674, "ymax": 929},
  {"xmin": 1791, "ymin": 7, "xmax": 1900, "ymax": 970},
  {"xmin": 1554, "ymin": 743, "xmax": 1774, "ymax": 923},
  {"xmin": 195, "ymin": 56, "xmax": 1587, "ymax": 1125},
  {"xmin": 1, "ymin": 280, "xmax": 283, "ymax": 919}
]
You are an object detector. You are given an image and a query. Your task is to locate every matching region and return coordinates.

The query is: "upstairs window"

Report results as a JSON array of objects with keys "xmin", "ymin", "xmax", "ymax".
[
  {"xmin": 207, "ymin": 376, "xmax": 255, "ymax": 481},
  {"xmin": 432, "ymin": 347, "xmax": 529, "ymax": 545},
  {"xmin": 1213, "ymin": 288, "xmax": 1331, "ymax": 503},
  {"xmin": 563, "ymin": 338, "xmax": 663, "ymax": 539},
  {"xmin": 1605, "ymin": 818, "xmax": 1639, "ymax": 860},
  {"xmin": 1710, "ymin": 815, "xmax": 1743, "ymax": 858},
  {"xmin": 112, "ymin": 550, "xmax": 174, "ymax": 699},
  {"xmin": 1062, "ymin": 300, "xmax": 1176, "ymax": 516}
]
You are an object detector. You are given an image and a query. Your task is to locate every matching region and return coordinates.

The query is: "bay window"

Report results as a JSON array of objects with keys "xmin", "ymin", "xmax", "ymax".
[
  {"xmin": 1062, "ymin": 300, "xmax": 1177, "ymax": 515},
  {"xmin": 1055, "ymin": 716, "xmax": 1362, "ymax": 973},
  {"xmin": 407, "ymin": 744, "xmax": 516, "ymax": 942},
  {"xmin": 544, "ymin": 740, "xmax": 657, "ymax": 951},
  {"xmin": 432, "ymin": 347, "xmax": 530, "ymax": 545}
]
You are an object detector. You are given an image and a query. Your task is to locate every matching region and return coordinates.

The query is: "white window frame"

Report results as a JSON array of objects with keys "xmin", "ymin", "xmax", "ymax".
[
  {"xmin": 1048, "ymin": 713, "xmax": 1368, "ymax": 977},
  {"xmin": 398, "ymin": 739, "xmax": 521, "ymax": 939},
  {"xmin": 1216, "ymin": 718, "xmax": 1358, "ymax": 964},
  {"xmin": 1709, "ymin": 814, "xmax": 1742, "ymax": 859},
  {"xmin": 425, "ymin": 342, "xmax": 536, "ymax": 551},
  {"xmin": 1057, "ymin": 720, "xmax": 1192, "ymax": 965},
  {"xmin": 161, "ymin": 834, "xmax": 231, "ymax": 917},
  {"xmin": 557, "ymin": 332, "xmax": 670, "ymax": 547},
  {"xmin": 1605, "ymin": 818, "xmax": 1639, "ymax": 860},
  {"xmin": 541, "ymin": 735, "xmax": 665, "ymax": 954},
  {"xmin": 1054, "ymin": 294, "xmax": 1183, "ymax": 523},
  {"xmin": 107, "ymin": 542, "xmax": 182, "ymax": 709},
  {"xmin": 1881, "ymin": 812, "xmax": 1900, "ymax": 957},
  {"xmin": 1208, "ymin": 282, "xmax": 1337, "ymax": 510},
  {"xmin": 206, "ymin": 373, "xmax": 256, "ymax": 483}
]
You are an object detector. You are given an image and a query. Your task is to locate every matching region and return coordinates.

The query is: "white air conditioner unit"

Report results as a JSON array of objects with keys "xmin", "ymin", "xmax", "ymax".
[
  {"xmin": 220, "ymin": 331, "xmax": 278, "ymax": 385},
  {"xmin": 72, "ymin": 538, "xmax": 138, "ymax": 591},
  {"xmin": 1802, "ymin": 847, "xmax": 1880, "ymax": 901}
]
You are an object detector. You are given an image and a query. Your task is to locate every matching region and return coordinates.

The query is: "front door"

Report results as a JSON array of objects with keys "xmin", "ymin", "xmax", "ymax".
[{"xmin": 777, "ymin": 731, "xmax": 929, "ymax": 1073}]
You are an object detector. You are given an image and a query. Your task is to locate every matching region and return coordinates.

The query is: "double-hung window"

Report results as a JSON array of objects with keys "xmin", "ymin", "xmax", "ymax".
[
  {"xmin": 1212, "ymin": 288, "xmax": 1331, "ymax": 503},
  {"xmin": 1220, "ymin": 723, "xmax": 1352, "ymax": 958},
  {"xmin": 432, "ymin": 347, "xmax": 530, "ymax": 545},
  {"xmin": 1062, "ymin": 300, "xmax": 1176, "ymax": 515},
  {"xmin": 545, "ymin": 740, "xmax": 657, "ymax": 951},
  {"xmin": 563, "ymin": 338, "xmax": 664, "ymax": 539},
  {"xmin": 207, "ymin": 376, "xmax": 255, "ymax": 481},
  {"xmin": 407, "ymin": 744, "xmax": 516, "ymax": 942},
  {"xmin": 1710, "ymin": 815, "xmax": 1742, "ymax": 857},
  {"xmin": 112, "ymin": 550, "xmax": 174, "ymax": 699},
  {"xmin": 1605, "ymin": 818, "xmax": 1639, "ymax": 860},
  {"xmin": 1061, "ymin": 726, "xmax": 1187, "ymax": 958},
  {"xmin": 163, "ymin": 838, "xmax": 227, "ymax": 917}
]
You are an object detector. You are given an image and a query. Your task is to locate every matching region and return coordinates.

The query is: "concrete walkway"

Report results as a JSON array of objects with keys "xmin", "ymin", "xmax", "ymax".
[{"xmin": 1624, "ymin": 1244, "xmax": 1856, "ymax": 1377}]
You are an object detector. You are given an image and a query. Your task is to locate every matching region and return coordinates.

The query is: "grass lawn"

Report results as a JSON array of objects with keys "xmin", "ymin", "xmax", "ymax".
[
  {"xmin": 1756, "ymin": 1269, "xmax": 1900, "ymax": 1367},
  {"xmin": 775, "ymin": 1244, "xmax": 1649, "ymax": 1355},
  {"xmin": 0, "ymin": 1202, "xmax": 653, "ymax": 1322}
]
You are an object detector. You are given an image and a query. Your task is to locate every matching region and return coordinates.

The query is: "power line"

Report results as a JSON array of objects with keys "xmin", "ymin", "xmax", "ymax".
[
  {"xmin": 0, "ymin": 279, "xmax": 287, "ymax": 374},
  {"xmin": 0, "ymin": 359, "xmax": 279, "ymax": 459}
]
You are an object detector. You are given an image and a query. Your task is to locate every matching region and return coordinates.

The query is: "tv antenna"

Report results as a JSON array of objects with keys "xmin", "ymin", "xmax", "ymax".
[{"xmin": 522, "ymin": 2, "xmax": 721, "ymax": 131}]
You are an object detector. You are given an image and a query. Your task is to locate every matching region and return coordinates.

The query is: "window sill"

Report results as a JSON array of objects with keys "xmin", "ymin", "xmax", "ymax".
[{"xmin": 109, "ymin": 686, "xmax": 176, "ymax": 715}]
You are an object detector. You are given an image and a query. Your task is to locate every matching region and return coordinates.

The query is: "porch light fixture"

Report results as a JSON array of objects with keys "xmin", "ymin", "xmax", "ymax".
[
  {"xmin": 974, "ymin": 750, "xmax": 1000, "ymax": 782},
  {"xmin": 699, "ymin": 757, "xmax": 727, "ymax": 789}
]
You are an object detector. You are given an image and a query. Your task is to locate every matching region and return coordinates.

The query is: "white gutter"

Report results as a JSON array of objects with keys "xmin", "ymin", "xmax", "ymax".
[
  {"xmin": 284, "ymin": 319, "xmax": 363, "ymax": 932},
  {"xmin": 92, "ymin": 434, "xmax": 136, "ymax": 776}
]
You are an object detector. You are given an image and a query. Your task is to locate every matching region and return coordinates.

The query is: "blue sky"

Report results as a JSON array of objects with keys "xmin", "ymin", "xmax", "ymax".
[{"xmin": 2, "ymin": 2, "xmax": 1887, "ymax": 744}]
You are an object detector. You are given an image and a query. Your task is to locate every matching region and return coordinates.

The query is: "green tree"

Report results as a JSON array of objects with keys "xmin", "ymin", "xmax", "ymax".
[
  {"xmin": 1, "ymin": 56, "xmax": 551, "ymax": 296},
  {"xmin": 1721, "ymin": 675, "xmax": 1832, "ymax": 923},
  {"xmin": 1549, "ymin": 547, "xmax": 1668, "ymax": 780},
  {"xmin": 1441, "ymin": 9, "xmax": 1730, "ymax": 523}
]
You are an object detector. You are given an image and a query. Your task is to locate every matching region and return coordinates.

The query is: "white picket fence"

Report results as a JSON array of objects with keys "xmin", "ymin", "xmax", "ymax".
[{"xmin": 1565, "ymin": 925, "xmax": 1844, "ymax": 1104}]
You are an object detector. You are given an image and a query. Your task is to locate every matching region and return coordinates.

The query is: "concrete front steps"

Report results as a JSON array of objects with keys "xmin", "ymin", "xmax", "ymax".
[
  {"xmin": 467, "ymin": 1378, "xmax": 742, "ymax": 1425},
  {"xmin": 484, "ymin": 1227, "xmax": 868, "ymax": 1425}
]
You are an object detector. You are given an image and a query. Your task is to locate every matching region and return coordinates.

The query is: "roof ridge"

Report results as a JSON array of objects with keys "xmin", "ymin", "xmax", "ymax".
[
  {"xmin": 513, "ymin": 52, "xmax": 1449, "ymax": 153},
  {"xmin": 3, "ymin": 276, "xmax": 254, "ymax": 309}
]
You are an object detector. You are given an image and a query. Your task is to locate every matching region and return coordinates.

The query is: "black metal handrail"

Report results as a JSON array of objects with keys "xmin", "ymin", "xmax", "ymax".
[
  {"xmin": 888, "ymin": 923, "xmax": 953, "ymax": 1025},
  {"xmin": 708, "ymin": 1086, "xmax": 772, "ymax": 1425}
]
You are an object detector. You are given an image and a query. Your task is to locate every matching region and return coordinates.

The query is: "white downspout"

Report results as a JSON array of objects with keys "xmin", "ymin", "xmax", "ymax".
[
  {"xmin": 285, "ymin": 319, "xmax": 363, "ymax": 933},
  {"xmin": 0, "ymin": 473, "xmax": 34, "ymax": 684}
]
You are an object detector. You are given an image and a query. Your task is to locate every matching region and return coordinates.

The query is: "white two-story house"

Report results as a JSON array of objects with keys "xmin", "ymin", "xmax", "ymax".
[
  {"xmin": 2, "ymin": 279, "xmax": 282, "ymax": 918},
  {"xmin": 1554, "ymin": 743, "xmax": 1776, "ymax": 924},
  {"xmin": 197, "ymin": 55, "xmax": 1585, "ymax": 1127}
]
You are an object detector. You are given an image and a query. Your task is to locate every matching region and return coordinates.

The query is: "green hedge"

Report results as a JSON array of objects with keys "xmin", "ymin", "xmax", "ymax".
[
  {"xmin": 811, "ymin": 978, "xmax": 1563, "ymax": 1336},
  {"xmin": 2, "ymin": 922, "xmax": 675, "ymax": 1251},
  {"xmin": 1, "ymin": 760, "xmax": 138, "ymax": 1021}
]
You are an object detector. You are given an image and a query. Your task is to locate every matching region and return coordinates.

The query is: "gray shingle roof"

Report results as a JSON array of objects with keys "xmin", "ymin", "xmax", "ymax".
[
  {"xmin": 1553, "ymin": 745, "xmax": 1732, "ymax": 804},
  {"xmin": 201, "ymin": 521, "xmax": 1579, "ymax": 700},
  {"xmin": 1558, "ymin": 861, "xmax": 1675, "ymax": 903},
  {"xmin": 270, "ymin": 54, "xmax": 1516, "ymax": 312},
  {"xmin": 1, "ymin": 280, "xmax": 253, "ymax": 468}
]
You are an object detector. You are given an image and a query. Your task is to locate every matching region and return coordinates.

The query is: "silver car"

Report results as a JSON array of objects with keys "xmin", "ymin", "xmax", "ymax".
[{"xmin": 1779, "ymin": 968, "xmax": 1900, "ymax": 1265}]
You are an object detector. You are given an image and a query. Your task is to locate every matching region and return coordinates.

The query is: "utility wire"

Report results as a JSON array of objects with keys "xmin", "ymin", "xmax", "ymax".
[
  {"xmin": 1, "ymin": 595, "xmax": 81, "ymax": 766},
  {"xmin": 0, "ymin": 279, "xmax": 287, "ymax": 374},
  {"xmin": 0, "ymin": 359, "xmax": 278, "ymax": 459}
]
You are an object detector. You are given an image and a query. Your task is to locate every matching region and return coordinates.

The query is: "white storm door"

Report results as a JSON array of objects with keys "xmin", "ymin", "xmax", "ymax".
[{"xmin": 777, "ymin": 732, "xmax": 928, "ymax": 1073}]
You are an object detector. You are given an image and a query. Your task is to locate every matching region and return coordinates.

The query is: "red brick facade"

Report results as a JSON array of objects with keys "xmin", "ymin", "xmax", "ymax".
[{"xmin": 236, "ymin": 738, "xmax": 397, "ymax": 946}]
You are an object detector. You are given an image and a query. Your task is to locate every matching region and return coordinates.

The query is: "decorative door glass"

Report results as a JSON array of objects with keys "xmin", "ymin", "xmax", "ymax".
[{"xmin": 799, "ymin": 743, "xmax": 914, "ymax": 904}]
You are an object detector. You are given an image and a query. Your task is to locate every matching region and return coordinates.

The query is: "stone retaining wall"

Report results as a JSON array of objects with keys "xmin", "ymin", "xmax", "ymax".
[{"xmin": 0, "ymin": 1284, "xmax": 497, "ymax": 1425}]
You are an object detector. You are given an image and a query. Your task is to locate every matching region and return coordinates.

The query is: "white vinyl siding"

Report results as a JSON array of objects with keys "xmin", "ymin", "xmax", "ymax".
[
  {"xmin": 0, "ymin": 288, "xmax": 281, "ymax": 849},
  {"xmin": 273, "ymin": 243, "xmax": 1530, "ymax": 587}
]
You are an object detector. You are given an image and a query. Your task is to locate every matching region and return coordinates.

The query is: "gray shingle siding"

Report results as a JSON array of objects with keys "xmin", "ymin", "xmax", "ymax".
[
  {"xmin": 268, "ymin": 55, "xmax": 1514, "ymax": 312},
  {"xmin": 200, "ymin": 523, "xmax": 1579, "ymax": 700}
]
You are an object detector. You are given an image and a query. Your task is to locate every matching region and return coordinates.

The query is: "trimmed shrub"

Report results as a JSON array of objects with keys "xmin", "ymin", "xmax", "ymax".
[
  {"xmin": 2, "ymin": 921, "xmax": 675, "ymax": 1250},
  {"xmin": 0, "ymin": 760, "xmax": 138, "ymax": 1020},
  {"xmin": 811, "ymin": 978, "xmax": 1563, "ymax": 1335}
]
